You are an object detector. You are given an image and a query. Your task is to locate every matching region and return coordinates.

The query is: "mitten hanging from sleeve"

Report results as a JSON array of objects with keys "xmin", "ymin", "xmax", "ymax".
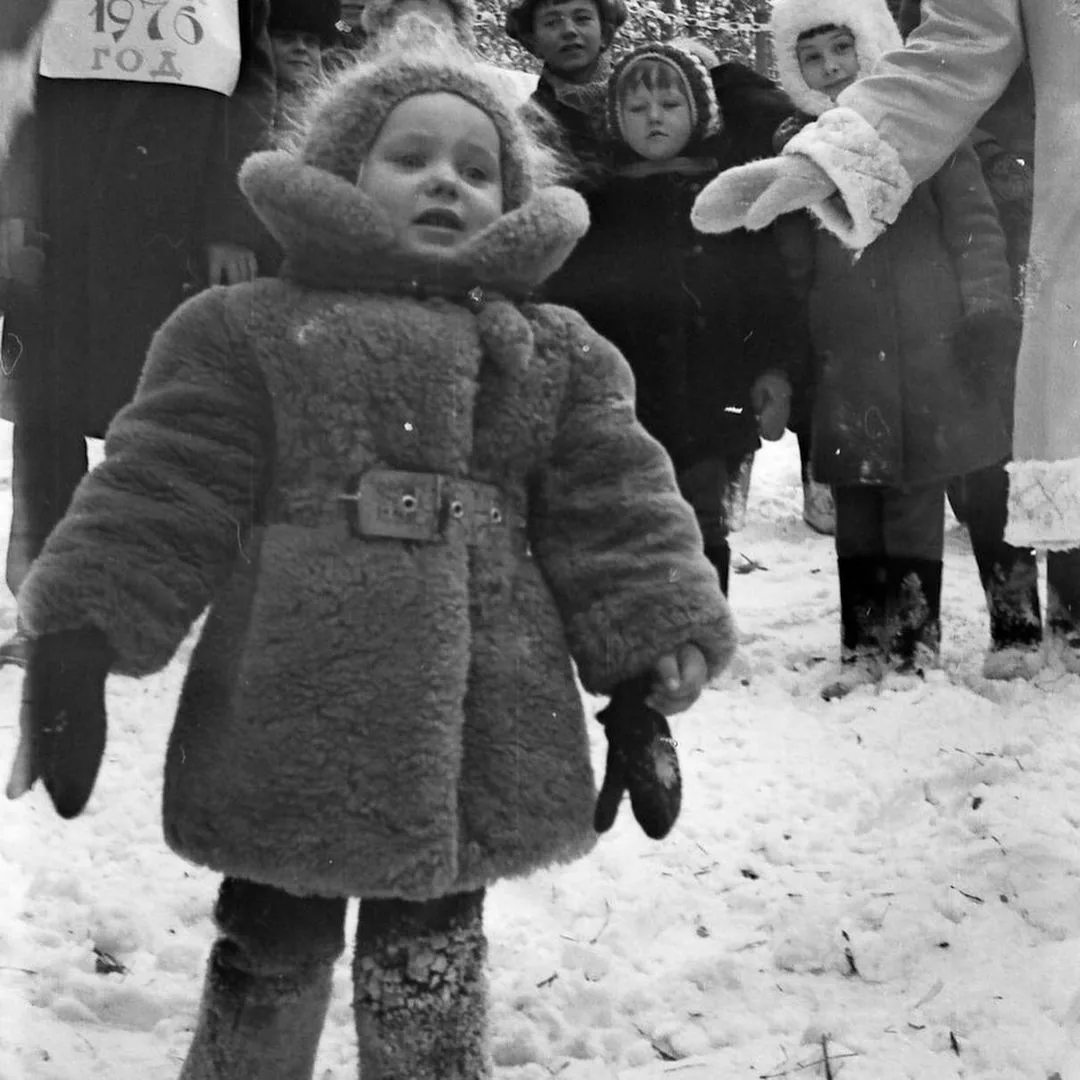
[{"xmin": 593, "ymin": 673, "xmax": 682, "ymax": 840}]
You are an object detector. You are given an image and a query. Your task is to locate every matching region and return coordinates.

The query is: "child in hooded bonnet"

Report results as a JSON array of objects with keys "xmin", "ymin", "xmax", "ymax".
[
  {"xmin": 761, "ymin": 0, "xmax": 1018, "ymax": 697},
  {"xmin": 5, "ymin": 22, "xmax": 734, "ymax": 1080}
]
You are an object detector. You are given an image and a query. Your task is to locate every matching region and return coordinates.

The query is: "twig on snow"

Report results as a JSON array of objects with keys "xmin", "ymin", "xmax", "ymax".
[{"xmin": 588, "ymin": 899, "xmax": 611, "ymax": 945}]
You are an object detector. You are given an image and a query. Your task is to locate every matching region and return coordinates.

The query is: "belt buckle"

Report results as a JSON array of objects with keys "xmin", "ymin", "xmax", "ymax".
[{"xmin": 341, "ymin": 470, "xmax": 442, "ymax": 542}]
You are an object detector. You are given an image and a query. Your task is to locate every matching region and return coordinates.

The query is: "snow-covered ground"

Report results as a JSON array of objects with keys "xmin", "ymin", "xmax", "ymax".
[{"xmin": 3, "ymin": 426, "xmax": 1080, "ymax": 1080}]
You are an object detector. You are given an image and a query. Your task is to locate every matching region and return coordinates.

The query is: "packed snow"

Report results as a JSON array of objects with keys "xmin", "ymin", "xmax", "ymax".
[{"xmin": 3, "ymin": 426, "xmax": 1080, "ymax": 1080}]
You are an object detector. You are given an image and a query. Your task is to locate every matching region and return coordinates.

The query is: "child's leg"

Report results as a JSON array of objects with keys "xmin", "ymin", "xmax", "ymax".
[
  {"xmin": 1047, "ymin": 548, "xmax": 1080, "ymax": 664},
  {"xmin": 881, "ymin": 482, "xmax": 947, "ymax": 670},
  {"xmin": 354, "ymin": 888, "xmax": 489, "ymax": 1080},
  {"xmin": 832, "ymin": 486, "xmax": 888, "ymax": 658},
  {"xmin": 180, "ymin": 877, "xmax": 347, "ymax": 1080},
  {"xmin": 675, "ymin": 457, "xmax": 732, "ymax": 594},
  {"xmin": 953, "ymin": 462, "xmax": 1041, "ymax": 653}
]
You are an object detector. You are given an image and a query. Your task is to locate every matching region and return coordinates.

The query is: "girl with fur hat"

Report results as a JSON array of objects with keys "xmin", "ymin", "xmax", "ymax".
[
  {"xmin": 4, "ymin": 24, "xmax": 734, "ymax": 1080},
  {"xmin": 757, "ymin": 0, "xmax": 1017, "ymax": 697},
  {"xmin": 547, "ymin": 40, "xmax": 806, "ymax": 595}
]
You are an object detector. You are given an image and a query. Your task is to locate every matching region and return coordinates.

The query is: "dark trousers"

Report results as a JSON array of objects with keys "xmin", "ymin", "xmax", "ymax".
[
  {"xmin": 834, "ymin": 481, "xmax": 946, "ymax": 561},
  {"xmin": 6, "ymin": 421, "xmax": 87, "ymax": 596}
]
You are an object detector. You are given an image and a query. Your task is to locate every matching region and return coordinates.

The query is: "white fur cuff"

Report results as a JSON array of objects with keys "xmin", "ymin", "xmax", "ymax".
[
  {"xmin": 1006, "ymin": 456, "xmax": 1080, "ymax": 550},
  {"xmin": 783, "ymin": 107, "xmax": 914, "ymax": 252}
]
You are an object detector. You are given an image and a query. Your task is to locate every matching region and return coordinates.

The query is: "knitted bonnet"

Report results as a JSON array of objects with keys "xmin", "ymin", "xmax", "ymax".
[
  {"xmin": 606, "ymin": 41, "xmax": 722, "ymax": 149},
  {"xmin": 300, "ymin": 31, "xmax": 537, "ymax": 209},
  {"xmin": 770, "ymin": 0, "xmax": 902, "ymax": 117}
]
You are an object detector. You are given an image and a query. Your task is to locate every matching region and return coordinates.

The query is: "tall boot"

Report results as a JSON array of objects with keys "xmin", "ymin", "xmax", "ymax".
[
  {"xmin": 354, "ymin": 889, "xmax": 491, "ymax": 1080},
  {"xmin": 179, "ymin": 879, "xmax": 346, "ymax": 1080},
  {"xmin": 886, "ymin": 558, "xmax": 943, "ymax": 674},
  {"xmin": 1047, "ymin": 548, "xmax": 1080, "ymax": 673},
  {"xmin": 821, "ymin": 556, "xmax": 888, "ymax": 700},
  {"xmin": 705, "ymin": 541, "xmax": 731, "ymax": 596},
  {"xmin": 974, "ymin": 543, "xmax": 1043, "ymax": 679}
]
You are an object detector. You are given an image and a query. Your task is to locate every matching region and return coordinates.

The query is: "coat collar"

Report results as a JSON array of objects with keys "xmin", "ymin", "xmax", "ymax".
[{"xmin": 239, "ymin": 150, "xmax": 590, "ymax": 300}]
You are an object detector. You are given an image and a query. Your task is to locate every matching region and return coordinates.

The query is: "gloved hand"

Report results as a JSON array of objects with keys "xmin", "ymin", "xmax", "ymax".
[
  {"xmin": 751, "ymin": 371, "xmax": 792, "ymax": 441},
  {"xmin": 952, "ymin": 308, "xmax": 1022, "ymax": 400},
  {"xmin": 691, "ymin": 155, "xmax": 837, "ymax": 235},
  {"xmin": 594, "ymin": 674, "xmax": 682, "ymax": 840},
  {"xmin": 6, "ymin": 628, "xmax": 114, "ymax": 818}
]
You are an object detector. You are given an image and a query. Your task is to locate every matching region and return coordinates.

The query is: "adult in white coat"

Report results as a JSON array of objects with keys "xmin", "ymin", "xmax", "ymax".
[{"xmin": 690, "ymin": 0, "xmax": 1080, "ymax": 666}]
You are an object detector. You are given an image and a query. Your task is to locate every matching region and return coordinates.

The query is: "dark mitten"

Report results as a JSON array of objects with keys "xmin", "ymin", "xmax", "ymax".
[
  {"xmin": 593, "ymin": 675, "xmax": 682, "ymax": 840},
  {"xmin": 6, "ymin": 628, "xmax": 113, "ymax": 818},
  {"xmin": 953, "ymin": 309, "xmax": 1022, "ymax": 400}
]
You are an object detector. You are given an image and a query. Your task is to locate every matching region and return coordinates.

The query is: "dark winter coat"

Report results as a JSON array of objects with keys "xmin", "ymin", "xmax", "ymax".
[
  {"xmin": 778, "ymin": 123, "xmax": 1014, "ymax": 488},
  {"xmin": 18, "ymin": 153, "xmax": 735, "ymax": 902},
  {"xmin": 547, "ymin": 158, "xmax": 803, "ymax": 470},
  {"xmin": 546, "ymin": 65, "xmax": 802, "ymax": 469},
  {"xmin": 0, "ymin": 0, "xmax": 275, "ymax": 437}
]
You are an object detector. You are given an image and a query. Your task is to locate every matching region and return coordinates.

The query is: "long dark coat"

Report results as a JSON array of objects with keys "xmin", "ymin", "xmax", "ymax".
[
  {"xmin": 798, "ymin": 141, "xmax": 1014, "ymax": 487},
  {"xmin": 0, "ymin": 0, "xmax": 275, "ymax": 437},
  {"xmin": 549, "ymin": 162, "xmax": 803, "ymax": 470},
  {"xmin": 18, "ymin": 153, "xmax": 734, "ymax": 902}
]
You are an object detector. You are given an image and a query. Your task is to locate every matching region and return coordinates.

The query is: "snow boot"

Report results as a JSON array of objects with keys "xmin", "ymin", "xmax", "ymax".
[
  {"xmin": 1047, "ymin": 548, "xmax": 1080, "ymax": 674},
  {"xmin": 821, "ymin": 556, "xmax": 888, "ymax": 700},
  {"xmin": 179, "ymin": 879, "xmax": 345, "ymax": 1080},
  {"xmin": 353, "ymin": 888, "xmax": 491, "ymax": 1080},
  {"xmin": 705, "ymin": 541, "xmax": 731, "ymax": 596},
  {"xmin": 886, "ymin": 558, "xmax": 943, "ymax": 674},
  {"xmin": 974, "ymin": 544, "xmax": 1044, "ymax": 680}
]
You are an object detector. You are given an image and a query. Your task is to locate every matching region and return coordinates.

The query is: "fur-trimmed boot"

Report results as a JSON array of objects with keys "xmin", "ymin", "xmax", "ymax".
[
  {"xmin": 179, "ymin": 879, "xmax": 346, "ymax": 1080},
  {"xmin": 821, "ymin": 556, "xmax": 888, "ymax": 700},
  {"xmin": 886, "ymin": 558, "xmax": 943, "ymax": 674},
  {"xmin": 975, "ymin": 543, "xmax": 1044, "ymax": 680},
  {"xmin": 353, "ymin": 889, "xmax": 491, "ymax": 1080}
]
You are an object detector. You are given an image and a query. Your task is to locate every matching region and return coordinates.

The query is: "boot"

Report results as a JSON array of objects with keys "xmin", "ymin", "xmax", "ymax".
[
  {"xmin": 705, "ymin": 541, "xmax": 731, "ymax": 596},
  {"xmin": 975, "ymin": 544, "xmax": 1043, "ymax": 680},
  {"xmin": 354, "ymin": 889, "xmax": 491, "ymax": 1080},
  {"xmin": 821, "ymin": 556, "xmax": 888, "ymax": 700},
  {"xmin": 886, "ymin": 558, "xmax": 943, "ymax": 674},
  {"xmin": 1047, "ymin": 549, "xmax": 1080, "ymax": 673},
  {"xmin": 179, "ymin": 879, "xmax": 345, "ymax": 1080}
]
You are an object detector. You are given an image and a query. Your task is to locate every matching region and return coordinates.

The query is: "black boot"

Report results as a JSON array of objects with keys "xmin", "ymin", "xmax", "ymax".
[
  {"xmin": 354, "ymin": 889, "xmax": 491, "ymax": 1080},
  {"xmin": 705, "ymin": 542, "xmax": 730, "ymax": 596},
  {"xmin": 821, "ymin": 556, "xmax": 888, "ymax": 700},
  {"xmin": 886, "ymin": 558, "xmax": 943, "ymax": 673},
  {"xmin": 1047, "ymin": 549, "xmax": 1080, "ymax": 672}
]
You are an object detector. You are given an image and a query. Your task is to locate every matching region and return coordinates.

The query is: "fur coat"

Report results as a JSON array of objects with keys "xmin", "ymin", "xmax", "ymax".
[
  {"xmin": 767, "ymin": 0, "xmax": 1080, "ymax": 549},
  {"xmin": 16, "ymin": 151, "xmax": 735, "ymax": 902}
]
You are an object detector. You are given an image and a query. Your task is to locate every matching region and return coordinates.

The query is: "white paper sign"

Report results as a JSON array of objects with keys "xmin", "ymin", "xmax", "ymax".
[{"xmin": 40, "ymin": 0, "xmax": 241, "ymax": 96}]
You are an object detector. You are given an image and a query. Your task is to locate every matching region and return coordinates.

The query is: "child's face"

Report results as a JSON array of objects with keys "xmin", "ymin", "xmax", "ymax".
[
  {"xmin": 796, "ymin": 27, "xmax": 859, "ymax": 101},
  {"xmin": 620, "ymin": 80, "xmax": 693, "ymax": 161},
  {"xmin": 271, "ymin": 30, "xmax": 322, "ymax": 89},
  {"xmin": 528, "ymin": 0, "xmax": 604, "ymax": 77},
  {"xmin": 359, "ymin": 92, "xmax": 504, "ymax": 258}
]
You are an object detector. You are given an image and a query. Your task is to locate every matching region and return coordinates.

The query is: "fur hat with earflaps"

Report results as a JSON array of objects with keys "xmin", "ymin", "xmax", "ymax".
[
  {"xmin": 606, "ymin": 40, "xmax": 722, "ymax": 150},
  {"xmin": 770, "ymin": 0, "xmax": 902, "ymax": 117}
]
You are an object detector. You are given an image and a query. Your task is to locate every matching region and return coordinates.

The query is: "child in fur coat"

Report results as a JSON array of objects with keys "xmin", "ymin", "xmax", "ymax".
[
  {"xmin": 4, "ymin": 23, "xmax": 734, "ymax": 1080},
  {"xmin": 547, "ymin": 40, "xmax": 804, "ymax": 594},
  {"xmin": 760, "ymin": 0, "xmax": 1017, "ymax": 697}
]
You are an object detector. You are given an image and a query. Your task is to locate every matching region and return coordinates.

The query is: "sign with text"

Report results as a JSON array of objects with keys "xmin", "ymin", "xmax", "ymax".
[{"xmin": 40, "ymin": 0, "xmax": 241, "ymax": 96}]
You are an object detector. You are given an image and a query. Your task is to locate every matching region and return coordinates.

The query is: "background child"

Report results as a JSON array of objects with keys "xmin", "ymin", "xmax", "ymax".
[
  {"xmin": 6, "ymin": 28, "xmax": 733, "ymax": 1079},
  {"xmin": 547, "ymin": 40, "xmax": 804, "ymax": 595},
  {"xmin": 504, "ymin": 0, "xmax": 627, "ymax": 184},
  {"xmin": 761, "ymin": 0, "xmax": 1017, "ymax": 696}
]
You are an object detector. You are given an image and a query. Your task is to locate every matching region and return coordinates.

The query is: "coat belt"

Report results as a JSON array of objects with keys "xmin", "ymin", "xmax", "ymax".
[{"xmin": 336, "ymin": 469, "xmax": 524, "ymax": 549}]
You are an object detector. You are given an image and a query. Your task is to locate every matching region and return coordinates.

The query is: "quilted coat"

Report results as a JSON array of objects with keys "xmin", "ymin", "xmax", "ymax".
[{"xmin": 17, "ymin": 144, "xmax": 735, "ymax": 902}]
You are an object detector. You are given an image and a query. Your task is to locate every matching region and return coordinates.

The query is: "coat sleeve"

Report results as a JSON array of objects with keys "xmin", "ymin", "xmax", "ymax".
[
  {"xmin": 528, "ymin": 311, "xmax": 737, "ymax": 695},
  {"xmin": 17, "ymin": 288, "xmax": 273, "ymax": 676},
  {"xmin": 0, "ymin": 114, "xmax": 39, "ymax": 222},
  {"xmin": 930, "ymin": 140, "xmax": 1013, "ymax": 318},
  {"xmin": 202, "ymin": 0, "xmax": 277, "ymax": 257}
]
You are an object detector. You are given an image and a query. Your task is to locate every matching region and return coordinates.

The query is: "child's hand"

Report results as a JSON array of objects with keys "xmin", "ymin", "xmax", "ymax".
[
  {"xmin": 647, "ymin": 643, "xmax": 708, "ymax": 715},
  {"xmin": 751, "ymin": 371, "xmax": 792, "ymax": 441}
]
